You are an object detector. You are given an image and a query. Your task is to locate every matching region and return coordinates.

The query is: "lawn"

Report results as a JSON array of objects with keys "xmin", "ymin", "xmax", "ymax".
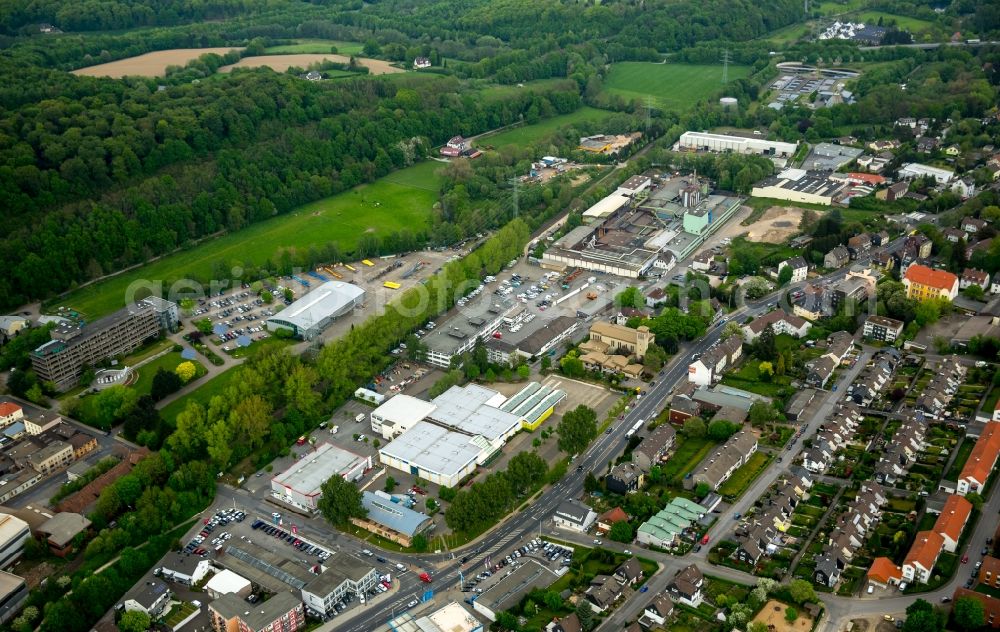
[
  {"xmin": 264, "ymin": 39, "xmax": 364, "ymax": 55},
  {"xmin": 602, "ymin": 63, "xmax": 751, "ymax": 112},
  {"xmin": 158, "ymin": 365, "xmax": 243, "ymax": 423},
  {"xmin": 478, "ymin": 106, "xmax": 613, "ymax": 149},
  {"xmin": 54, "ymin": 161, "xmax": 444, "ymax": 320},
  {"xmin": 945, "ymin": 438, "xmax": 975, "ymax": 481},
  {"xmin": 855, "ymin": 11, "xmax": 936, "ymax": 32},
  {"xmin": 130, "ymin": 352, "xmax": 206, "ymax": 396},
  {"xmin": 660, "ymin": 436, "xmax": 715, "ymax": 484},
  {"xmin": 721, "ymin": 360, "xmax": 793, "ymax": 399},
  {"xmin": 764, "ymin": 23, "xmax": 812, "ymax": 45},
  {"xmin": 718, "ymin": 452, "xmax": 772, "ymax": 499},
  {"xmin": 474, "ymin": 78, "xmax": 578, "ymax": 104},
  {"xmin": 814, "ymin": 0, "xmax": 866, "ymax": 15}
]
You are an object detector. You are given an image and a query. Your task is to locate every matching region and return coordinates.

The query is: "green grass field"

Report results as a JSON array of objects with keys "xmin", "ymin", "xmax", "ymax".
[
  {"xmin": 602, "ymin": 63, "xmax": 751, "ymax": 112},
  {"xmin": 264, "ymin": 39, "xmax": 364, "ymax": 55},
  {"xmin": 814, "ymin": 0, "xmax": 866, "ymax": 16},
  {"xmin": 474, "ymin": 78, "xmax": 578, "ymax": 103},
  {"xmin": 765, "ymin": 23, "xmax": 812, "ymax": 44},
  {"xmin": 54, "ymin": 161, "xmax": 444, "ymax": 320},
  {"xmin": 718, "ymin": 452, "xmax": 772, "ymax": 499},
  {"xmin": 855, "ymin": 11, "xmax": 935, "ymax": 32},
  {"xmin": 130, "ymin": 352, "xmax": 206, "ymax": 396},
  {"xmin": 478, "ymin": 106, "xmax": 613, "ymax": 149}
]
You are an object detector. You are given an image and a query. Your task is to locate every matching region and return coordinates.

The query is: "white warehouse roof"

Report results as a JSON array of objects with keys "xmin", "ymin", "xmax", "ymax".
[
  {"xmin": 379, "ymin": 420, "xmax": 485, "ymax": 480},
  {"xmin": 272, "ymin": 443, "xmax": 370, "ymax": 495},
  {"xmin": 371, "ymin": 394, "xmax": 437, "ymax": 426},
  {"xmin": 205, "ymin": 569, "xmax": 251, "ymax": 596},
  {"xmin": 430, "ymin": 385, "xmax": 519, "ymax": 441},
  {"xmin": 269, "ymin": 281, "xmax": 364, "ymax": 331}
]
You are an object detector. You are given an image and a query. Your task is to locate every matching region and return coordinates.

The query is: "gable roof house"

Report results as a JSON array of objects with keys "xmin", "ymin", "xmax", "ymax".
[
  {"xmin": 824, "ymin": 246, "xmax": 851, "ymax": 269},
  {"xmin": 687, "ymin": 335, "xmax": 743, "ymax": 387},
  {"xmin": 632, "ymin": 424, "xmax": 676, "ymax": 472},
  {"xmin": 553, "ymin": 499, "xmax": 597, "ymax": 533},
  {"xmin": 584, "ymin": 574, "xmax": 624, "ymax": 612},
  {"xmin": 667, "ymin": 565, "xmax": 704, "ymax": 608},
  {"xmin": 736, "ymin": 524, "xmax": 775, "ymax": 567},
  {"xmin": 606, "ymin": 462, "xmax": 644, "ymax": 495},
  {"xmin": 868, "ymin": 556, "xmax": 903, "ymax": 588},
  {"xmin": 815, "ymin": 552, "xmax": 847, "ymax": 588},
  {"xmin": 932, "ymin": 494, "xmax": 972, "ymax": 553},
  {"xmin": 596, "ymin": 507, "xmax": 629, "ymax": 536},
  {"xmin": 847, "ymin": 233, "xmax": 873, "ymax": 258},
  {"xmin": 691, "ymin": 428, "xmax": 758, "ymax": 490},
  {"xmin": 961, "ymin": 268, "xmax": 991, "ymax": 291},
  {"xmin": 742, "ymin": 310, "xmax": 811, "ymax": 342},
  {"xmin": 779, "ymin": 256, "xmax": 809, "ymax": 283},
  {"xmin": 545, "ymin": 614, "xmax": 582, "ymax": 632},
  {"xmin": 614, "ymin": 558, "xmax": 644, "ymax": 586},
  {"xmin": 638, "ymin": 595, "xmax": 675, "ymax": 628},
  {"xmin": 957, "ymin": 421, "xmax": 1000, "ymax": 496},
  {"xmin": 903, "ymin": 531, "xmax": 945, "ymax": 584}
]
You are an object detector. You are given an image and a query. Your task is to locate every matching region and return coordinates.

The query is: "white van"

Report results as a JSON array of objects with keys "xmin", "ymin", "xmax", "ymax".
[{"xmin": 355, "ymin": 413, "xmax": 366, "ymax": 423}]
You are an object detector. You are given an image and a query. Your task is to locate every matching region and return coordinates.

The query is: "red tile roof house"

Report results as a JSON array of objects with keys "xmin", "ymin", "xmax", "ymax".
[
  {"xmin": 932, "ymin": 494, "xmax": 972, "ymax": 552},
  {"xmin": 958, "ymin": 421, "xmax": 1000, "ymax": 495},
  {"xmin": 867, "ymin": 556, "xmax": 903, "ymax": 588},
  {"xmin": 902, "ymin": 531, "xmax": 945, "ymax": 584}
]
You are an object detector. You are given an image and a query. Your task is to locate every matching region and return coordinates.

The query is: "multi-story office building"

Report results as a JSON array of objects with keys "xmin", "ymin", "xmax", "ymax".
[{"xmin": 31, "ymin": 298, "xmax": 177, "ymax": 391}]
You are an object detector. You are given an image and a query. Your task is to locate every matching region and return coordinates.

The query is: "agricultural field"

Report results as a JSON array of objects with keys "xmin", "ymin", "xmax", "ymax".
[
  {"xmin": 72, "ymin": 47, "xmax": 244, "ymax": 78},
  {"xmin": 478, "ymin": 106, "xmax": 613, "ymax": 149},
  {"xmin": 602, "ymin": 63, "xmax": 751, "ymax": 112},
  {"xmin": 54, "ymin": 161, "xmax": 443, "ymax": 320},
  {"xmin": 220, "ymin": 54, "xmax": 403, "ymax": 75},
  {"xmin": 264, "ymin": 39, "xmax": 364, "ymax": 55}
]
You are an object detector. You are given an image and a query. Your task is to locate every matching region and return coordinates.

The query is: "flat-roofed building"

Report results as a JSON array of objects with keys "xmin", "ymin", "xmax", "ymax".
[
  {"xmin": 270, "ymin": 443, "xmax": 371, "ymax": 512},
  {"xmin": 422, "ymin": 300, "xmax": 515, "ymax": 368},
  {"xmin": 899, "ymin": 162, "xmax": 955, "ymax": 184},
  {"xmin": 301, "ymin": 561, "xmax": 379, "ymax": 618},
  {"xmin": 26, "ymin": 440, "xmax": 72, "ymax": 475},
  {"xmin": 380, "ymin": 601, "xmax": 483, "ymax": 632},
  {"xmin": 678, "ymin": 131, "xmax": 797, "ymax": 157},
  {"xmin": 0, "ymin": 572, "xmax": 28, "ymax": 624},
  {"xmin": 473, "ymin": 560, "xmax": 560, "ymax": 621},
  {"xmin": 30, "ymin": 298, "xmax": 176, "ymax": 391},
  {"xmin": 378, "ymin": 421, "xmax": 483, "ymax": 488},
  {"xmin": 205, "ymin": 569, "xmax": 252, "ymax": 599},
  {"xmin": 370, "ymin": 394, "xmax": 437, "ymax": 440},
  {"xmin": 209, "ymin": 590, "xmax": 304, "ymax": 632},
  {"xmin": 0, "ymin": 514, "xmax": 29, "ymax": 569},
  {"xmin": 265, "ymin": 281, "xmax": 364, "ymax": 340},
  {"xmin": 863, "ymin": 315, "xmax": 904, "ymax": 342},
  {"xmin": 37, "ymin": 512, "xmax": 90, "ymax": 557},
  {"xmin": 751, "ymin": 169, "xmax": 851, "ymax": 206}
]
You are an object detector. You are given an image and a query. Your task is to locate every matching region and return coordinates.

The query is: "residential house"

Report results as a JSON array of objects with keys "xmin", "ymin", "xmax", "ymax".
[
  {"xmin": 553, "ymin": 499, "xmax": 597, "ymax": 532},
  {"xmin": 805, "ymin": 355, "xmax": 837, "ymax": 389},
  {"xmin": 916, "ymin": 137, "xmax": 940, "ymax": 153},
  {"xmin": 968, "ymin": 239, "xmax": 994, "ymax": 260},
  {"xmin": 867, "ymin": 556, "xmax": 903, "ymax": 588},
  {"xmin": 584, "ymin": 575, "xmax": 623, "ymax": 612},
  {"xmin": 963, "ymin": 218, "xmax": 988, "ymax": 235},
  {"xmin": 632, "ymin": 424, "xmax": 676, "ymax": 472},
  {"xmin": 831, "ymin": 276, "xmax": 869, "ymax": 312},
  {"xmin": 992, "ymin": 276, "xmax": 1000, "ymax": 295},
  {"xmin": 742, "ymin": 310, "xmax": 811, "ymax": 342},
  {"xmin": 943, "ymin": 227, "xmax": 968, "ymax": 243},
  {"xmin": 606, "ymin": 462, "xmax": 644, "ymax": 495},
  {"xmin": 687, "ymin": 335, "xmax": 743, "ymax": 386},
  {"xmin": 945, "ymin": 144, "xmax": 962, "ymax": 157},
  {"xmin": 545, "ymin": 614, "xmax": 582, "ymax": 632},
  {"xmin": 638, "ymin": 595, "xmax": 675, "ymax": 628},
  {"xmin": 915, "ymin": 356, "xmax": 965, "ymax": 419},
  {"xmin": 645, "ymin": 287, "xmax": 667, "ymax": 308},
  {"xmin": 0, "ymin": 404, "xmax": 22, "ymax": 429},
  {"xmin": 636, "ymin": 497, "xmax": 704, "ymax": 549},
  {"xmin": 902, "ymin": 531, "xmax": 945, "ymax": 584},
  {"xmin": 863, "ymin": 315, "xmax": 904, "ymax": 343},
  {"xmin": 596, "ymin": 507, "xmax": 629, "ymax": 536},
  {"xmin": 950, "ymin": 589, "xmax": 1000, "ymax": 629},
  {"xmin": 979, "ymin": 556, "xmax": 1000, "ymax": 589},
  {"xmin": 878, "ymin": 181, "xmax": 910, "ymax": 202},
  {"xmin": 413, "ymin": 57, "xmax": 432, "ymax": 69},
  {"xmin": 957, "ymin": 421, "xmax": 1000, "ymax": 495},
  {"xmin": 615, "ymin": 308, "xmax": 648, "ymax": 326},
  {"xmin": 815, "ymin": 552, "xmax": 846, "ymax": 587},
  {"xmin": 824, "ymin": 246, "xmax": 850, "ymax": 269},
  {"xmin": 614, "ymin": 558, "xmax": 644, "ymax": 586},
  {"xmin": 903, "ymin": 264, "xmax": 959, "ymax": 301},
  {"xmin": 121, "ymin": 579, "xmax": 171, "ymax": 618},
  {"xmin": 793, "ymin": 284, "xmax": 829, "ymax": 321},
  {"xmin": 691, "ymin": 428, "xmax": 758, "ymax": 490},
  {"xmin": 736, "ymin": 524, "xmax": 775, "ymax": 566},
  {"xmin": 953, "ymin": 177, "xmax": 977, "ymax": 199},
  {"xmin": 847, "ymin": 234, "xmax": 873, "ymax": 259},
  {"xmin": 962, "ymin": 268, "xmax": 991, "ymax": 292},
  {"xmin": 779, "ymin": 257, "xmax": 808, "ymax": 283},
  {"xmin": 666, "ymin": 565, "xmax": 704, "ymax": 608},
  {"xmin": 933, "ymin": 494, "xmax": 972, "ymax": 553}
]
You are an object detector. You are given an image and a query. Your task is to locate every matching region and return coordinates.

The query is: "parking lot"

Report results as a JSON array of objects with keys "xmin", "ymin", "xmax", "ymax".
[{"xmin": 459, "ymin": 538, "xmax": 575, "ymax": 596}]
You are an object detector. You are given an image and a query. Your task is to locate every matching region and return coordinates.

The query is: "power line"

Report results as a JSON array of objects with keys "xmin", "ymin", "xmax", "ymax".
[{"xmin": 721, "ymin": 49, "xmax": 731, "ymax": 84}]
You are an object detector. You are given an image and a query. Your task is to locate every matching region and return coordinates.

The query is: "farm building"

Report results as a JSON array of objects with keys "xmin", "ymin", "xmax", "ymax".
[
  {"xmin": 265, "ymin": 281, "xmax": 365, "ymax": 340},
  {"xmin": 270, "ymin": 443, "xmax": 372, "ymax": 511}
]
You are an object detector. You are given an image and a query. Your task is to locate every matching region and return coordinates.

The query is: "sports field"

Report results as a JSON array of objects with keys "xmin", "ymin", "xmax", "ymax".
[
  {"xmin": 55, "ymin": 161, "xmax": 443, "ymax": 320},
  {"xmin": 603, "ymin": 62, "xmax": 751, "ymax": 111},
  {"xmin": 479, "ymin": 106, "xmax": 613, "ymax": 149},
  {"xmin": 265, "ymin": 39, "xmax": 364, "ymax": 55}
]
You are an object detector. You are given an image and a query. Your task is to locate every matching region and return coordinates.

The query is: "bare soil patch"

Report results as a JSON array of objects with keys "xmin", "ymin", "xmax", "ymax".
[
  {"xmin": 219, "ymin": 54, "xmax": 404, "ymax": 75},
  {"xmin": 72, "ymin": 47, "xmax": 244, "ymax": 78},
  {"xmin": 745, "ymin": 206, "xmax": 811, "ymax": 243},
  {"xmin": 750, "ymin": 600, "xmax": 814, "ymax": 632}
]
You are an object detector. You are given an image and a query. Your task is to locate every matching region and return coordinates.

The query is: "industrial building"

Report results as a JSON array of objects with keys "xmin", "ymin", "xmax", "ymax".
[
  {"xmin": 472, "ymin": 559, "xmax": 560, "ymax": 621},
  {"xmin": 0, "ymin": 514, "xmax": 29, "ymax": 569},
  {"xmin": 300, "ymin": 559, "xmax": 380, "ymax": 617},
  {"xmin": 375, "ymin": 383, "xmax": 551, "ymax": 486},
  {"xmin": 898, "ymin": 163, "xmax": 955, "ymax": 184},
  {"xmin": 270, "ymin": 443, "xmax": 372, "ymax": 511},
  {"xmin": 751, "ymin": 169, "xmax": 852, "ymax": 206},
  {"xmin": 422, "ymin": 300, "xmax": 515, "ymax": 369},
  {"xmin": 677, "ymin": 131, "xmax": 798, "ymax": 158},
  {"xmin": 351, "ymin": 491, "xmax": 434, "ymax": 547},
  {"xmin": 0, "ymin": 572, "xmax": 28, "ymax": 625},
  {"xmin": 31, "ymin": 297, "xmax": 177, "ymax": 391},
  {"xmin": 485, "ymin": 315, "xmax": 580, "ymax": 365},
  {"xmin": 265, "ymin": 281, "xmax": 365, "ymax": 339}
]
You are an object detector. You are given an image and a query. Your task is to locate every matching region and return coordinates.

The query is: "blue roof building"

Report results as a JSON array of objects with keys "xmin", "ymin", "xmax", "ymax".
[{"xmin": 356, "ymin": 491, "xmax": 433, "ymax": 547}]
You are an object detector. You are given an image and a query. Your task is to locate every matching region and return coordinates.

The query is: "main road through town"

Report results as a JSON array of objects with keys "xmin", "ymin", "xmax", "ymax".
[{"xmin": 220, "ymin": 237, "xmax": 991, "ymax": 632}]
